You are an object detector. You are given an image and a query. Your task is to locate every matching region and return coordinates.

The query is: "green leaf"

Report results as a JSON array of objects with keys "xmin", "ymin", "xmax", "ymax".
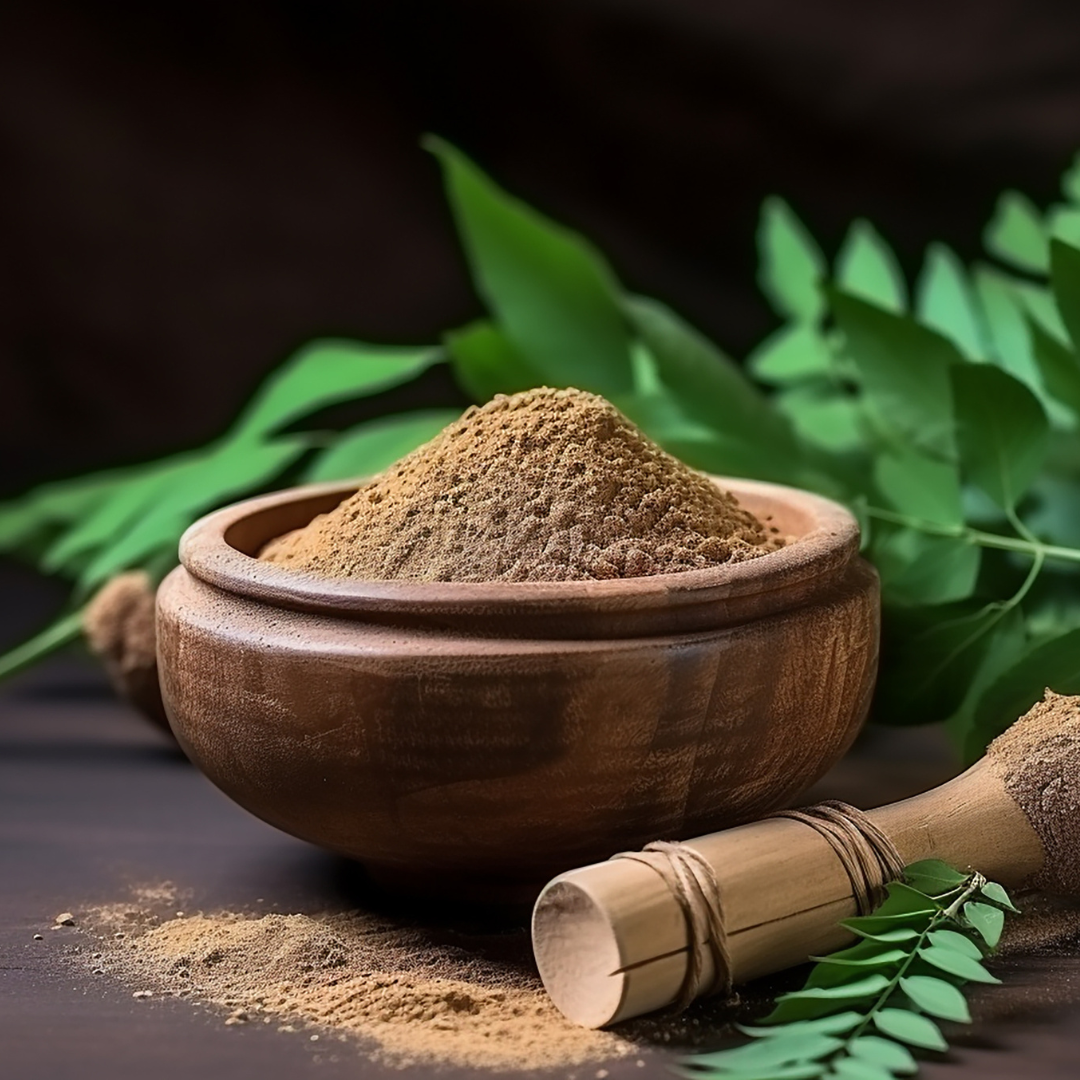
[
  {"xmin": 0, "ymin": 609, "xmax": 85, "ymax": 683},
  {"xmin": 231, "ymin": 340, "xmax": 440, "ymax": 439},
  {"xmin": 747, "ymin": 323, "xmax": 834, "ymax": 384},
  {"xmin": 765, "ymin": 975, "xmax": 890, "ymax": 1024},
  {"xmin": 919, "ymin": 945, "xmax": 1001, "ymax": 983},
  {"xmin": 831, "ymin": 290, "xmax": 961, "ymax": 459},
  {"xmin": 842, "ymin": 926, "xmax": 921, "ymax": 944},
  {"xmin": 42, "ymin": 451, "xmax": 209, "ymax": 574},
  {"xmin": 951, "ymin": 606, "xmax": 1028, "ymax": 760},
  {"xmin": 836, "ymin": 219, "xmax": 907, "ymax": 313},
  {"xmin": 950, "ymin": 363, "xmax": 1050, "ymax": 512},
  {"xmin": 903, "ymin": 859, "xmax": 968, "ymax": 895},
  {"xmin": 974, "ymin": 267, "xmax": 1043, "ymax": 387},
  {"xmin": 878, "ymin": 882, "xmax": 946, "ymax": 916},
  {"xmin": 692, "ymin": 1032, "xmax": 842, "ymax": 1070},
  {"xmin": 1013, "ymin": 278, "xmax": 1071, "ymax": 343},
  {"xmin": 985, "ymin": 190, "xmax": 1049, "ymax": 273},
  {"xmin": 804, "ymin": 949, "xmax": 907, "ymax": 991},
  {"xmin": 971, "ymin": 626, "xmax": 1080, "ymax": 746},
  {"xmin": 740, "ymin": 1013, "xmax": 864, "ymax": 1038},
  {"xmin": 872, "ymin": 1008, "xmax": 948, "ymax": 1052},
  {"xmin": 777, "ymin": 385, "xmax": 865, "ymax": 456},
  {"xmin": 676, "ymin": 1065, "xmax": 823, "ymax": 1080},
  {"xmin": 980, "ymin": 881, "xmax": 1020, "ymax": 913},
  {"xmin": 876, "ymin": 603, "xmax": 1017, "ymax": 731},
  {"xmin": 444, "ymin": 320, "xmax": 542, "ymax": 403},
  {"xmin": 848, "ymin": 1035, "xmax": 918, "ymax": 1075},
  {"xmin": 0, "ymin": 469, "xmax": 137, "ymax": 557},
  {"xmin": 1048, "ymin": 205, "xmax": 1080, "ymax": 248},
  {"xmin": 304, "ymin": 410, "xmax": 459, "ymax": 483},
  {"xmin": 874, "ymin": 452, "xmax": 963, "ymax": 527},
  {"xmin": 964, "ymin": 902, "xmax": 1006, "ymax": 948},
  {"xmin": 916, "ymin": 243, "xmax": 985, "ymax": 359},
  {"xmin": 1063, "ymin": 152, "xmax": 1080, "ymax": 204},
  {"xmin": 427, "ymin": 136, "xmax": 632, "ymax": 397},
  {"xmin": 758, "ymin": 197, "xmax": 827, "ymax": 322},
  {"xmin": 928, "ymin": 929, "xmax": 986, "ymax": 960},
  {"xmin": 623, "ymin": 295, "xmax": 800, "ymax": 480},
  {"xmin": 828, "ymin": 1059, "xmax": 893, "ymax": 1080},
  {"xmin": 1050, "ymin": 238, "xmax": 1080, "ymax": 353},
  {"xmin": 874, "ymin": 529, "xmax": 981, "ymax": 607},
  {"xmin": 900, "ymin": 975, "xmax": 972, "ymax": 1023},
  {"xmin": 1029, "ymin": 315, "xmax": 1080, "ymax": 417},
  {"xmin": 76, "ymin": 437, "xmax": 310, "ymax": 591}
]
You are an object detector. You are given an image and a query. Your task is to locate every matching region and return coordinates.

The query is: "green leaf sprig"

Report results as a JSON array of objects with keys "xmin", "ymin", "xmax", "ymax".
[
  {"xmin": 5, "ymin": 138, "xmax": 1080, "ymax": 763},
  {"xmin": 678, "ymin": 860, "xmax": 1018, "ymax": 1080}
]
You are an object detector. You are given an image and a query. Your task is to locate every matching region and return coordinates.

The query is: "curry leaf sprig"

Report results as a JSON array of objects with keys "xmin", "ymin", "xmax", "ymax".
[
  {"xmin": 4, "ymin": 139, "xmax": 1080, "ymax": 762},
  {"xmin": 679, "ymin": 860, "xmax": 1018, "ymax": 1080}
]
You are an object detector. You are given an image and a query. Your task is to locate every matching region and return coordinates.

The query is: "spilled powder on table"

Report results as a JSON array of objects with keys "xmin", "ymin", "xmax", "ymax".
[
  {"xmin": 77, "ymin": 903, "xmax": 635, "ymax": 1071},
  {"xmin": 260, "ymin": 386, "xmax": 781, "ymax": 582}
]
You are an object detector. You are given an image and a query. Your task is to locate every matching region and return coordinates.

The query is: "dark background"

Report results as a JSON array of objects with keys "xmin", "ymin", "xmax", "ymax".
[{"xmin": 4, "ymin": 0, "xmax": 1080, "ymax": 497}]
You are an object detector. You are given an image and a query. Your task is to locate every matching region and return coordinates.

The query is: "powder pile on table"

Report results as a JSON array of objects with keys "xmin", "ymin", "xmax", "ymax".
[
  {"xmin": 83, "ymin": 906, "xmax": 635, "ymax": 1070},
  {"xmin": 260, "ymin": 386, "xmax": 780, "ymax": 582}
]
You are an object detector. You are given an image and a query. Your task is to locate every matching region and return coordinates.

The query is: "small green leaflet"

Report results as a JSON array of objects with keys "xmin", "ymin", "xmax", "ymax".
[
  {"xmin": 950, "ymin": 363, "xmax": 1050, "ymax": 512},
  {"xmin": 874, "ymin": 452, "xmax": 963, "ymax": 528},
  {"xmin": 836, "ymin": 219, "xmax": 907, "ymax": 313},
  {"xmin": 903, "ymin": 859, "xmax": 968, "ymax": 894},
  {"xmin": 915, "ymin": 243, "xmax": 985, "ymax": 360},
  {"xmin": 758, "ymin": 197, "xmax": 827, "ymax": 323},
  {"xmin": 984, "ymin": 190, "xmax": 1049, "ymax": 273},
  {"xmin": 964, "ymin": 903, "xmax": 1006, "ymax": 948},
  {"xmin": 830, "ymin": 289, "xmax": 961, "ymax": 460},
  {"xmin": 683, "ymin": 864, "xmax": 1015, "ymax": 1080},
  {"xmin": 1050, "ymin": 238, "xmax": 1080, "ymax": 352},
  {"xmin": 747, "ymin": 323, "xmax": 834, "ymax": 385}
]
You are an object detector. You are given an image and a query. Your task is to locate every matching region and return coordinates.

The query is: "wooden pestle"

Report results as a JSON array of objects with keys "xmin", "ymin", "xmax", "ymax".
[{"xmin": 532, "ymin": 691, "xmax": 1080, "ymax": 1029}]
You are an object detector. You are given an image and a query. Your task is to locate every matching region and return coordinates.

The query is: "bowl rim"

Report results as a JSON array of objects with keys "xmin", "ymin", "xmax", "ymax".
[{"xmin": 177, "ymin": 476, "xmax": 861, "ymax": 621}]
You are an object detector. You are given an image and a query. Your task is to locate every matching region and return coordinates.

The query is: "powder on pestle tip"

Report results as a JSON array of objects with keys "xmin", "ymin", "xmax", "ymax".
[
  {"xmin": 260, "ymin": 387, "xmax": 780, "ymax": 582},
  {"xmin": 987, "ymin": 690, "xmax": 1080, "ymax": 897}
]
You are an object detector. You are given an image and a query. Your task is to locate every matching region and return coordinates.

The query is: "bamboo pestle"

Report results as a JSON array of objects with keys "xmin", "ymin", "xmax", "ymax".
[{"xmin": 532, "ymin": 691, "xmax": 1080, "ymax": 1029}]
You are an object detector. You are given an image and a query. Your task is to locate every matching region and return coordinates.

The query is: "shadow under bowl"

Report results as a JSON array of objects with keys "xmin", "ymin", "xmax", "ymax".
[{"xmin": 156, "ymin": 477, "xmax": 880, "ymax": 902}]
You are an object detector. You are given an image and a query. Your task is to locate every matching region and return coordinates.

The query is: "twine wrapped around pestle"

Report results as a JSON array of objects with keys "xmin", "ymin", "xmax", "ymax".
[
  {"xmin": 611, "ymin": 842, "xmax": 734, "ymax": 1011},
  {"xmin": 769, "ymin": 801, "xmax": 906, "ymax": 915},
  {"xmin": 608, "ymin": 803, "xmax": 905, "ymax": 1014}
]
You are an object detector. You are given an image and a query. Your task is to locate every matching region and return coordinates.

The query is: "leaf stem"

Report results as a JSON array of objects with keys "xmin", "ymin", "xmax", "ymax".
[
  {"xmin": 0, "ymin": 609, "xmax": 85, "ymax": 683},
  {"xmin": 865, "ymin": 505, "xmax": 1080, "ymax": 565},
  {"xmin": 832, "ymin": 875, "xmax": 985, "ymax": 1063}
]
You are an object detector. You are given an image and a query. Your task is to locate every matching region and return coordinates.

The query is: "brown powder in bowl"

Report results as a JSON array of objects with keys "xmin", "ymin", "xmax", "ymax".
[
  {"xmin": 260, "ymin": 387, "xmax": 779, "ymax": 582},
  {"xmin": 80, "ymin": 904, "xmax": 635, "ymax": 1071}
]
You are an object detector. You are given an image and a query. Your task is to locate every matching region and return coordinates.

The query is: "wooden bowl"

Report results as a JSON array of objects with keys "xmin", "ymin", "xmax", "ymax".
[{"xmin": 156, "ymin": 477, "xmax": 879, "ymax": 900}]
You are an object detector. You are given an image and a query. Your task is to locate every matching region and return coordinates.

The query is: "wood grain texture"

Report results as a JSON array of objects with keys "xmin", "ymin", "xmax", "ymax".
[{"xmin": 156, "ymin": 477, "xmax": 880, "ymax": 897}]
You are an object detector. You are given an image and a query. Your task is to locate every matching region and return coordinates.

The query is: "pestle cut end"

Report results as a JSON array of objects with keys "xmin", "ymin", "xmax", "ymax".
[
  {"xmin": 532, "ymin": 877, "xmax": 627, "ymax": 1029},
  {"xmin": 987, "ymin": 690, "xmax": 1080, "ymax": 897}
]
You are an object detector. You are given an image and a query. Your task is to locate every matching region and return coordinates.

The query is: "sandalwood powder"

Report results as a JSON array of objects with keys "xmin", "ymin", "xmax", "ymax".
[
  {"xmin": 79, "ymin": 903, "xmax": 636, "ymax": 1070},
  {"xmin": 260, "ymin": 387, "xmax": 778, "ymax": 582}
]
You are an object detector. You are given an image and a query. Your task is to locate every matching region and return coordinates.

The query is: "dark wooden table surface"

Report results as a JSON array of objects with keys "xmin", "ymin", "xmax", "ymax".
[{"xmin": 4, "ymin": 565, "xmax": 1080, "ymax": 1079}]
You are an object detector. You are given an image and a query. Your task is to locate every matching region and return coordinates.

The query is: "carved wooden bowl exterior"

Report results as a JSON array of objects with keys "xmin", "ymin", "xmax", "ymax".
[{"xmin": 156, "ymin": 477, "xmax": 880, "ymax": 898}]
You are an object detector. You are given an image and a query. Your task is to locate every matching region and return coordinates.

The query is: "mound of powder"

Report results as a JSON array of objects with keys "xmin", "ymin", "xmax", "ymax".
[
  {"xmin": 987, "ymin": 690, "xmax": 1080, "ymax": 897},
  {"xmin": 79, "ymin": 905, "xmax": 634, "ymax": 1070},
  {"xmin": 260, "ymin": 387, "xmax": 778, "ymax": 582}
]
